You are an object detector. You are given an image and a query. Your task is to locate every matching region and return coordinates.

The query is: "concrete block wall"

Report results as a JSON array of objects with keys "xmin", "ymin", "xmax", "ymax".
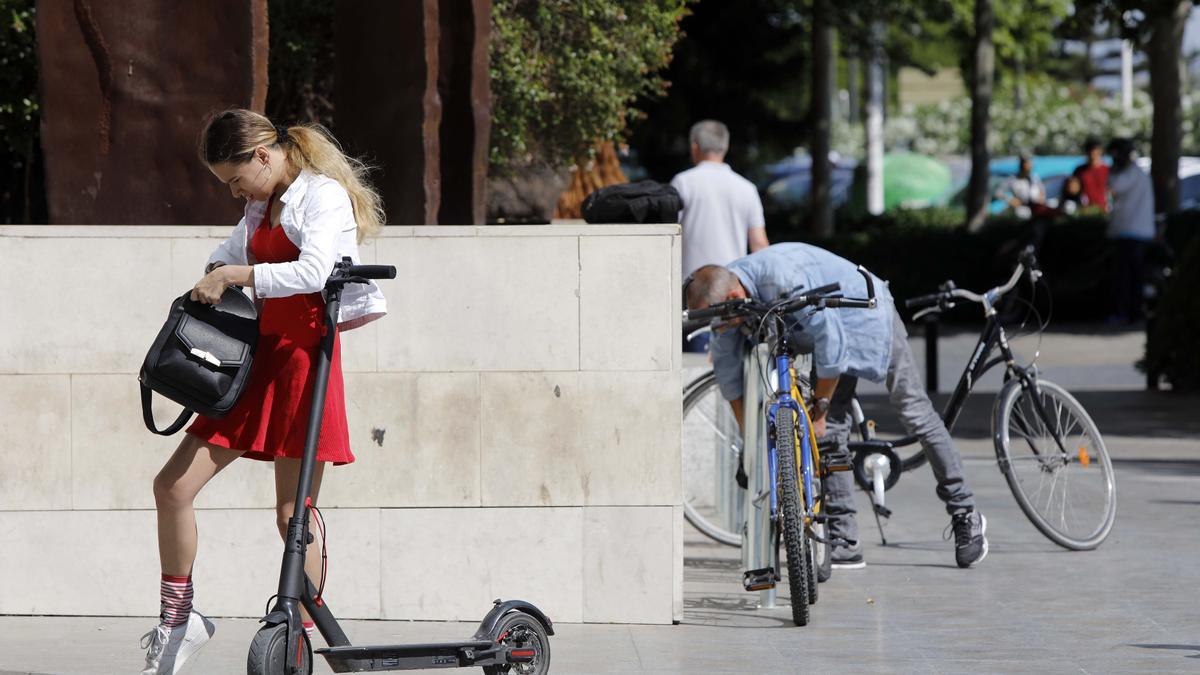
[{"xmin": 0, "ymin": 224, "xmax": 682, "ymax": 624}]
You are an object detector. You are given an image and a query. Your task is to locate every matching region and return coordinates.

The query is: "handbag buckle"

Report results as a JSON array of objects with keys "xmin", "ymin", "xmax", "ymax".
[{"xmin": 189, "ymin": 347, "xmax": 222, "ymax": 367}]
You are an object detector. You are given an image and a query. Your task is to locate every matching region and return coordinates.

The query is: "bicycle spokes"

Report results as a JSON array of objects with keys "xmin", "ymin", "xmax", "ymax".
[{"xmin": 998, "ymin": 380, "xmax": 1116, "ymax": 548}]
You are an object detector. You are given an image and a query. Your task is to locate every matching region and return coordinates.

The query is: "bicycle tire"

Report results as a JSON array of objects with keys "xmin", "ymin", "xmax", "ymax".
[
  {"xmin": 681, "ymin": 371, "xmax": 742, "ymax": 547},
  {"xmin": 775, "ymin": 408, "xmax": 812, "ymax": 625},
  {"xmin": 812, "ymin": 518, "xmax": 832, "ymax": 583},
  {"xmin": 795, "ymin": 398, "xmax": 825, "ymax": 600},
  {"xmin": 993, "ymin": 378, "xmax": 1117, "ymax": 550}
]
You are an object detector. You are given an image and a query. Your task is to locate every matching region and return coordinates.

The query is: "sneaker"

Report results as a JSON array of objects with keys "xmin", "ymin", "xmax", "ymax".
[
  {"xmin": 830, "ymin": 541, "xmax": 866, "ymax": 570},
  {"xmin": 141, "ymin": 610, "xmax": 215, "ymax": 675},
  {"xmin": 949, "ymin": 510, "xmax": 989, "ymax": 568}
]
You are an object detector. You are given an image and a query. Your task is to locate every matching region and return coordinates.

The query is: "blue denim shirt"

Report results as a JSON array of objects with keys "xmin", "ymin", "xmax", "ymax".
[{"xmin": 710, "ymin": 243, "xmax": 894, "ymax": 401}]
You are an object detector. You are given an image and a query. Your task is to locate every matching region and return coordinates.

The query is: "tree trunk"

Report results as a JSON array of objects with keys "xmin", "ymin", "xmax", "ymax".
[
  {"xmin": 810, "ymin": 0, "xmax": 834, "ymax": 237},
  {"xmin": 846, "ymin": 55, "xmax": 859, "ymax": 124},
  {"xmin": 864, "ymin": 22, "xmax": 884, "ymax": 216},
  {"xmin": 1146, "ymin": 1, "xmax": 1189, "ymax": 214},
  {"xmin": 1013, "ymin": 57, "xmax": 1024, "ymax": 111},
  {"xmin": 966, "ymin": 0, "xmax": 995, "ymax": 231}
]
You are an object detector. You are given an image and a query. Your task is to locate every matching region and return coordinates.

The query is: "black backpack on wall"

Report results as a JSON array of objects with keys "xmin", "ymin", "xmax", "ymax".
[{"xmin": 582, "ymin": 181, "xmax": 682, "ymax": 224}]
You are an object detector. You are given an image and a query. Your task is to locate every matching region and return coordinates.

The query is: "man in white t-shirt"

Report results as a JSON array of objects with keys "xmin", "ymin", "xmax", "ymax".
[{"xmin": 672, "ymin": 120, "xmax": 769, "ymax": 351}]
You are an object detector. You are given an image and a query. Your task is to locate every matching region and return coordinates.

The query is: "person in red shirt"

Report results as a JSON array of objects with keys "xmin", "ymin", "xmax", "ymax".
[{"xmin": 1073, "ymin": 137, "xmax": 1109, "ymax": 211}]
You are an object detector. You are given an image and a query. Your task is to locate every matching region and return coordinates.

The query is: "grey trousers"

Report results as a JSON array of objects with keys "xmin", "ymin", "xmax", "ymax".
[{"xmin": 821, "ymin": 310, "xmax": 975, "ymax": 545}]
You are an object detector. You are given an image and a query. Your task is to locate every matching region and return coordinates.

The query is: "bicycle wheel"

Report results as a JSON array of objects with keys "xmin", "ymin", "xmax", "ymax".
[
  {"xmin": 794, "ymin": 398, "xmax": 827, "ymax": 597},
  {"xmin": 993, "ymin": 378, "xmax": 1117, "ymax": 550},
  {"xmin": 681, "ymin": 372, "xmax": 742, "ymax": 547},
  {"xmin": 775, "ymin": 408, "xmax": 812, "ymax": 626},
  {"xmin": 811, "ymin": 516, "xmax": 832, "ymax": 584}
]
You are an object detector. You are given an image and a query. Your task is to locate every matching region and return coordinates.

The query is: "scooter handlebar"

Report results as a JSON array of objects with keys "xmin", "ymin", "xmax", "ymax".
[{"xmin": 346, "ymin": 265, "xmax": 397, "ymax": 280}]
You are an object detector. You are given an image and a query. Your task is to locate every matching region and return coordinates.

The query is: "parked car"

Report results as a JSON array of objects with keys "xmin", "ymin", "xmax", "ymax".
[
  {"xmin": 1136, "ymin": 156, "xmax": 1200, "ymax": 210},
  {"xmin": 759, "ymin": 153, "xmax": 858, "ymax": 209},
  {"xmin": 948, "ymin": 155, "xmax": 1200, "ymax": 214},
  {"xmin": 761, "ymin": 152, "xmax": 955, "ymax": 211}
]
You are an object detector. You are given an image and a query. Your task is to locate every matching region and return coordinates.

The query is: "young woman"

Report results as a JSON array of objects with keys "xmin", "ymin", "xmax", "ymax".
[{"xmin": 141, "ymin": 109, "xmax": 387, "ymax": 674}]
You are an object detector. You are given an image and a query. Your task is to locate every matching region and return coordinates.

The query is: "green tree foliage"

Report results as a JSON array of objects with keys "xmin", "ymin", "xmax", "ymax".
[
  {"xmin": 489, "ymin": 0, "xmax": 692, "ymax": 172},
  {"xmin": 0, "ymin": 0, "xmax": 42, "ymax": 223}
]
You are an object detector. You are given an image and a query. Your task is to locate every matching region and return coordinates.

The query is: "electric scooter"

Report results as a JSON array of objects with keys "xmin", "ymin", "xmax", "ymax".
[{"xmin": 248, "ymin": 258, "xmax": 553, "ymax": 674}]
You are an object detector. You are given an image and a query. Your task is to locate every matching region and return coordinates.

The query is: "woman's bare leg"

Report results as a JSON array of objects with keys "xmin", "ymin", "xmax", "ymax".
[
  {"xmin": 153, "ymin": 433, "xmax": 243, "ymax": 576},
  {"xmin": 274, "ymin": 458, "xmax": 327, "ymax": 624}
]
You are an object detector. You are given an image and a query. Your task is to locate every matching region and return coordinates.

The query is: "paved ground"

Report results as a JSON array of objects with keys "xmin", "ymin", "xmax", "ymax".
[{"xmin": 3, "ymin": 326, "xmax": 1198, "ymax": 674}]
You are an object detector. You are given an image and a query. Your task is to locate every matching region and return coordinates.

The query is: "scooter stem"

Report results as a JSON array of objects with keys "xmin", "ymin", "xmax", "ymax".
[{"xmin": 265, "ymin": 287, "xmax": 342, "ymax": 673}]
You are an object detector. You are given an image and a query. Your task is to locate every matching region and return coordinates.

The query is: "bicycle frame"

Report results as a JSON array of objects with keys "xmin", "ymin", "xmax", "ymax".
[
  {"xmin": 766, "ymin": 352, "xmax": 816, "ymax": 520},
  {"xmin": 884, "ymin": 300, "xmax": 1042, "ymax": 455}
]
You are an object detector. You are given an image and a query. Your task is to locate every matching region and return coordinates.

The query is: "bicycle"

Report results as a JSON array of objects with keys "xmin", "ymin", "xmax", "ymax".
[
  {"xmin": 839, "ymin": 246, "xmax": 1116, "ymax": 551},
  {"xmin": 681, "ymin": 269, "xmax": 877, "ymax": 626}
]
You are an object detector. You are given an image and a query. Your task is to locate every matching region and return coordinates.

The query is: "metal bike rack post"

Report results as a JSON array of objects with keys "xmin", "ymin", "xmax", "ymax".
[
  {"xmin": 717, "ymin": 404, "xmax": 742, "ymax": 534},
  {"xmin": 924, "ymin": 313, "xmax": 939, "ymax": 394},
  {"xmin": 741, "ymin": 344, "xmax": 776, "ymax": 610}
]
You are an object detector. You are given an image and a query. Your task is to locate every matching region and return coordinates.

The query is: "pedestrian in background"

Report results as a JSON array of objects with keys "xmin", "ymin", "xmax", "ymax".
[
  {"xmin": 1105, "ymin": 137, "xmax": 1155, "ymax": 325},
  {"xmin": 1073, "ymin": 137, "xmax": 1110, "ymax": 211},
  {"xmin": 994, "ymin": 152, "xmax": 1045, "ymax": 219},
  {"xmin": 672, "ymin": 120, "xmax": 769, "ymax": 352}
]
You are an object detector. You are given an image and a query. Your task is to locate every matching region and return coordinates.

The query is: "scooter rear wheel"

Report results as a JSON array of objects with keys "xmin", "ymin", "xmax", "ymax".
[
  {"xmin": 247, "ymin": 622, "xmax": 312, "ymax": 675},
  {"xmin": 482, "ymin": 610, "xmax": 550, "ymax": 675}
]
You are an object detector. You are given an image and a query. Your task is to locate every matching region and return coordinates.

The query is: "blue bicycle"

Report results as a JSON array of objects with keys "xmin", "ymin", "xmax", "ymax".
[{"xmin": 682, "ymin": 268, "xmax": 877, "ymax": 626}]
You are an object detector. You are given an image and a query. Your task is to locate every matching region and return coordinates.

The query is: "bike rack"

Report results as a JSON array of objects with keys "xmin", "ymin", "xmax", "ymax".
[{"xmin": 741, "ymin": 344, "xmax": 776, "ymax": 609}]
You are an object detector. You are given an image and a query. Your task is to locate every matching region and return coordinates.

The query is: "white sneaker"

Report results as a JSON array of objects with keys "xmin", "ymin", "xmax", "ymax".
[{"xmin": 140, "ymin": 610, "xmax": 215, "ymax": 675}]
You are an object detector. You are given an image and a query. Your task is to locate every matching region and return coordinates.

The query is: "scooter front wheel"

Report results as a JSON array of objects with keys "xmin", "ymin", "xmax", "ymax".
[
  {"xmin": 482, "ymin": 610, "xmax": 551, "ymax": 675},
  {"xmin": 247, "ymin": 622, "xmax": 312, "ymax": 675}
]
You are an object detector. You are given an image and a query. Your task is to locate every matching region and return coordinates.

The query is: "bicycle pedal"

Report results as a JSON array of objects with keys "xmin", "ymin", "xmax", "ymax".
[
  {"xmin": 742, "ymin": 568, "xmax": 779, "ymax": 592},
  {"xmin": 873, "ymin": 504, "xmax": 893, "ymax": 518}
]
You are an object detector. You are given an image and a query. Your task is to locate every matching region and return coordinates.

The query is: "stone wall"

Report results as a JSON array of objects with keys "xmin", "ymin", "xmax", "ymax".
[{"xmin": 0, "ymin": 224, "xmax": 682, "ymax": 623}]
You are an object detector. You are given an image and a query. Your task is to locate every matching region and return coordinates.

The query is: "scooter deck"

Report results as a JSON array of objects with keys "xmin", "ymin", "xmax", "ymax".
[{"xmin": 317, "ymin": 639, "xmax": 509, "ymax": 672}]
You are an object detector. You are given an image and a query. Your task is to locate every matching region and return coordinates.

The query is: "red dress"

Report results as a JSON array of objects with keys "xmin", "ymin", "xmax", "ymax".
[{"xmin": 187, "ymin": 200, "xmax": 355, "ymax": 465}]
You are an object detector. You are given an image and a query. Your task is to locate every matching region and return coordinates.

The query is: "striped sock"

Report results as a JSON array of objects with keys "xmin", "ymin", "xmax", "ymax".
[
  {"xmin": 160, "ymin": 574, "xmax": 193, "ymax": 627},
  {"xmin": 303, "ymin": 621, "xmax": 315, "ymax": 641}
]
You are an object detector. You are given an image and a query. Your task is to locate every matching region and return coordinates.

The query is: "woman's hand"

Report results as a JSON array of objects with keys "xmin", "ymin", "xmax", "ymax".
[{"xmin": 191, "ymin": 267, "xmax": 230, "ymax": 304}]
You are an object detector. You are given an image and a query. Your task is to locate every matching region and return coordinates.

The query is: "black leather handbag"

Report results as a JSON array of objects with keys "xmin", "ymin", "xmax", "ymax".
[{"xmin": 139, "ymin": 287, "xmax": 259, "ymax": 435}]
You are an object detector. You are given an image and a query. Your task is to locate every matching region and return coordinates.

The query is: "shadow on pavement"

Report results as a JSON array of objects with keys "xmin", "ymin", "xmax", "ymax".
[
  {"xmin": 1128, "ymin": 644, "xmax": 1200, "ymax": 658},
  {"xmin": 857, "ymin": 390, "xmax": 1200, "ymax": 440},
  {"xmin": 1113, "ymin": 458, "xmax": 1200, "ymax": 476}
]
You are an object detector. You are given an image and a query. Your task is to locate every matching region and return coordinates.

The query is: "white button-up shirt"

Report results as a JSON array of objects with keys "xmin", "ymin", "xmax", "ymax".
[{"xmin": 206, "ymin": 170, "xmax": 387, "ymax": 331}]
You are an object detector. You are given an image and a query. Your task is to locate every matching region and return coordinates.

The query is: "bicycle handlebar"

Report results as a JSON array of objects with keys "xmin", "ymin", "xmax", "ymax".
[
  {"xmin": 681, "ymin": 297, "xmax": 757, "ymax": 323},
  {"xmin": 681, "ymin": 265, "xmax": 878, "ymax": 324},
  {"xmin": 905, "ymin": 293, "xmax": 942, "ymax": 310},
  {"xmin": 904, "ymin": 245, "xmax": 1040, "ymax": 315}
]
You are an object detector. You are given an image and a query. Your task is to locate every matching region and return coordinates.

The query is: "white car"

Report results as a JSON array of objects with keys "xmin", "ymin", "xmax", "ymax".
[{"xmin": 1135, "ymin": 156, "xmax": 1200, "ymax": 210}]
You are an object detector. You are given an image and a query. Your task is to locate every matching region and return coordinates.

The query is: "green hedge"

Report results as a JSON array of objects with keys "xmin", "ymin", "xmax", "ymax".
[{"xmin": 766, "ymin": 209, "xmax": 1200, "ymax": 324}]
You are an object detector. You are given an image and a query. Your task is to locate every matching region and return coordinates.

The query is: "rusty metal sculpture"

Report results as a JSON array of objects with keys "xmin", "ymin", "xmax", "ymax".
[
  {"xmin": 37, "ymin": 0, "xmax": 268, "ymax": 225},
  {"xmin": 335, "ymin": 0, "xmax": 490, "ymax": 225},
  {"xmin": 38, "ymin": 0, "xmax": 489, "ymax": 226}
]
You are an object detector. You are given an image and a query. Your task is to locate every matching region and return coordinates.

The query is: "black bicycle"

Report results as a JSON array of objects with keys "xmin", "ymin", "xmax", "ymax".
[{"xmin": 844, "ymin": 246, "xmax": 1116, "ymax": 551}]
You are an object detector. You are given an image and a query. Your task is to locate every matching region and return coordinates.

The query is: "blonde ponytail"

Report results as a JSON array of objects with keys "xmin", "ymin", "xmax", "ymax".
[
  {"xmin": 284, "ymin": 125, "xmax": 385, "ymax": 242},
  {"xmin": 199, "ymin": 109, "xmax": 385, "ymax": 241}
]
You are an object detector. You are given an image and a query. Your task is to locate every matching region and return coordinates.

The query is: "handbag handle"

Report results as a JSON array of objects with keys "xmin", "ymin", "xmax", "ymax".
[{"xmin": 140, "ymin": 383, "xmax": 195, "ymax": 436}]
